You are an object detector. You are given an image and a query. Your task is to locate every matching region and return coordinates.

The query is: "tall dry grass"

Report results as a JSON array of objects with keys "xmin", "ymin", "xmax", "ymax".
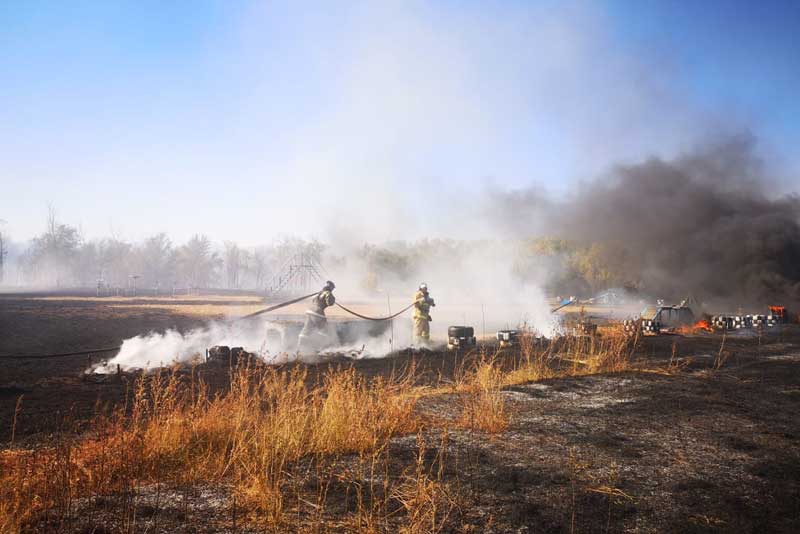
[
  {"xmin": 505, "ymin": 327, "xmax": 635, "ymax": 384},
  {"xmin": 1, "ymin": 329, "xmax": 639, "ymax": 532},
  {"xmin": 456, "ymin": 354, "xmax": 510, "ymax": 434},
  {"xmin": 451, "ymin": 328, "xmax": 636, "ymax": 433},
  {"xmin": 0, "ymin": 361, "xmax": 421, "ymax": 532},
  {"xmin": 392, "ymin": 432, "xmax": 456, "ymax": 534}
]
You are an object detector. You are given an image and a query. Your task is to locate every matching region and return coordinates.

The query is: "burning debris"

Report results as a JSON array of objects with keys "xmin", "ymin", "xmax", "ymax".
[
  {"xmin": 769, "ymin": 306, "xmax": 789, "ymax": 322},
  {"xmin": 622, "ymin": 300, "xmax": 794, "ymax": 337}
]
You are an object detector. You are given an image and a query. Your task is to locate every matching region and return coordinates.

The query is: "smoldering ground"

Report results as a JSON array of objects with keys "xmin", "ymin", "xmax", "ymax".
[
  {"xmin": 92, "ymin": 314, "xmax": 404, "ymax": 372},
  {"xmin": 95, "ymin": 136, "xmax": 800, "ymax": 372},
  {"xmin": 92, "ymin": 318, "xmax": 289, "ymax": 372}
]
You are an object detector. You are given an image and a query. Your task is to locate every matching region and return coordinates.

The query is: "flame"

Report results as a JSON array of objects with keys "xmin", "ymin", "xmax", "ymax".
[
  {"xmin": 769, "ymin": 305, "xmax": 786, "ymax": 318},
  {"xmin": 677, "ymin": 319, "xmax": 713, "ymax": 335},
  {"xmin": 693, "ymin": 319, "xmax": 714, "ymax": 332}
]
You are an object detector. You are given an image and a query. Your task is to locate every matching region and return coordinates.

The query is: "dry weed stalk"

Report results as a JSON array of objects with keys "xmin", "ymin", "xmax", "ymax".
[
  {"xmin": 505, "ymin": 328, "xmax": 635, "ymax": 386},
  {"xmin": 2, "ymin": 328, "xmax": 641, "ymax": 532},
  {"xmin": 392, "ymin": 431, "xmax": 455, "ymax": 534},
  {"xmin": 457, "ymin": 356, "xmax": 509, "ymax": 433},
  {"xmin": 0, "ymin": 361, "xmax": 419, "ymax": 532}
]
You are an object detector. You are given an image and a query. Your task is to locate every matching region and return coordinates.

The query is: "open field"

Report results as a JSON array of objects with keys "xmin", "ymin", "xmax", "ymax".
[{"xmin": 1, "ymin": 294, "xmax": 799, "ymax": 533}]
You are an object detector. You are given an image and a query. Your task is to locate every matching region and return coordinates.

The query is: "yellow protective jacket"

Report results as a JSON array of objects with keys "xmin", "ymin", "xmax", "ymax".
[
  {"xmin": 310, "ymin": 289, "xmax": 335, "ymax": 316},
  {"xmin": 413, "ymin": 290, "xmax": 434, "ymax": 320}
]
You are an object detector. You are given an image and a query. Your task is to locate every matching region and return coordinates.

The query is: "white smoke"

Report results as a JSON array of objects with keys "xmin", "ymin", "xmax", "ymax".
[
  {"xmin": 518, "ymin": 285, "xmax": 562, "ymax": 338},
  {"xmin": 325, "ymin": 240, "xmax": 562, "ymax": 341},
  {"xmin": 92, "ymin": 318, "xmax": 290, "ymax": 372},
  {"xmin": 91, "ymin": 314, "xmax": 417, "ymax": 372}
]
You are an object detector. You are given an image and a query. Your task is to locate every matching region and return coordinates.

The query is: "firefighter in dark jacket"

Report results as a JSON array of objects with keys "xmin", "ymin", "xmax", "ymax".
[{"xmin": 297, "ymin": 280, "xmax": 336, "ymax": 352}]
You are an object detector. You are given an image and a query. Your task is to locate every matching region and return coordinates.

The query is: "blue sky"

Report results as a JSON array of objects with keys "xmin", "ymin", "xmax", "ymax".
[{"xmin": 1, "ymin": 0, "xmax": 798, "ymax": 245}]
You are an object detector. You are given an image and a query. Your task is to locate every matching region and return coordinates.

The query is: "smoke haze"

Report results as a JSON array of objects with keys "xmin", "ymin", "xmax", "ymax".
[
  {"xmin": 3, "ymin": 1, "xmax": 727, "ymax": 245},
  {"xmin": 3, "ymin": 2, "xmax": 799, "ymax": 370}
]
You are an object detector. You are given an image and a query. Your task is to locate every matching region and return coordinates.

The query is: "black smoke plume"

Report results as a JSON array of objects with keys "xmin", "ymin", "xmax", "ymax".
[{"xmin": 493, "ymin": 136, "xmax": 800, "ymax": 307}]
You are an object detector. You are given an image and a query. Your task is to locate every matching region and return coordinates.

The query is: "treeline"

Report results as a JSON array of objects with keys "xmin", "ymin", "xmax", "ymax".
[
  {"xmin": 357, "ymin": 238, "xmax": 640, "ymax": 297},
  {"xmin": 14, "ymin": 212, "xmax": 325, "ymax": 291},
  {"xmin": 514, "ymin": 238, "xmax": 640, "ymax": 295},
  {"xmin": 11, "ymin": 212, "xmax": 637, "ymax": 298}
]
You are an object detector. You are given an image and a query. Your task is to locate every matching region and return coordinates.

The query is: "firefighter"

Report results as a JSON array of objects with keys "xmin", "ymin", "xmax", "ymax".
[
  {"xmin": 413, "ymin": 282, "xmax": 435, "ymax": 344},
  {"xmin": 297, "ymin": 280, "xmax": 336, "ymax": 352}
]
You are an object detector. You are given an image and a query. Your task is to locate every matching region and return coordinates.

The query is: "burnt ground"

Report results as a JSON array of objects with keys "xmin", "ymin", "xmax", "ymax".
[{"xmin": 2, "ymin": 295, "xmax": 800, "ymax": 532}]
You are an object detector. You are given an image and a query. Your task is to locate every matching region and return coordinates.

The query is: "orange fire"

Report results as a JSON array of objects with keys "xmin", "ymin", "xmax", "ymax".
[
  {"xmin": 769, "ymin": 306, "xmax": 786, "ymax": 319},
  {"xmin": 693, "ymin": 319, "xmax": 714, "ymax": 332},
  {"xmin": 677, "ymin": 319, "xmax": 714, "ymax": 335}
]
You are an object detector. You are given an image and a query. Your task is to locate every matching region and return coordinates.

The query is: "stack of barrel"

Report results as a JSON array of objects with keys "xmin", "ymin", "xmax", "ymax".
[
  {"xmin": 207, "ymin": 345, "xmax": 256, "ymax": 365},
  {"xmin": 447, "ymin": 326, "xmax": 477, "ymax": 350},
  {"xmin": 496, "ymin": 329, "xmax": 519, "ymax": 347},
  {"xmin": 622, "ymin": 319, "xmax": 640, "ymax": 336},
  {"xmin": 712, "ymin": 314, "xmax": 780, "ymax": 330},
  {"xmin": 641, "ymin": 319, "xmax": 660, "ymax": 335},
  {"xmin": 572, "ymin": 321, "xmax": 598, "ymax": 337}
]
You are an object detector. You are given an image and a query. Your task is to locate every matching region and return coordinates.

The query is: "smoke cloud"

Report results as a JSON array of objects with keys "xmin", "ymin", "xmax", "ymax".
[
  {"xmin": 93, "ymin": 315, "xmax": 403, "ymax": 372},
  {"xmin": 6, "ymin": 2, "xmax": 800, "ymax": 368},
  {"xmin": 93, "ymin": 318, "xmax": 285, "ymax": 372},
  {"xmin": 484, "ymin": 136, "xmax": 800, "ymax": 307}
]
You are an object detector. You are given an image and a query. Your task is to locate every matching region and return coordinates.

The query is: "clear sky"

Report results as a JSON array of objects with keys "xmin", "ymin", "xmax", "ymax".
[{"xmin": 2, "ymin": 0, "xmax": 798, "ymax": 245}]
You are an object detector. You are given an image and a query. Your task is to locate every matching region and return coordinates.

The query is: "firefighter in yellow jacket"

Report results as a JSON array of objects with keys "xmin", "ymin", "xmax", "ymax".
[
  {"xmin": 297, "ymin": 280, "xmax": 336, "ymax": 352},
  {"xmin": 413, "ymin": 282, "xmax": 435, "ymax": 344}
]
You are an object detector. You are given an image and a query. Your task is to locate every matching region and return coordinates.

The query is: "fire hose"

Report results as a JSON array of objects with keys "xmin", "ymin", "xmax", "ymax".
[
  {"xmin": 239, "ymin": 291, "xmax": 320, "ymax": 319},
  {"xmin": 0, "ymin": 292, "xmax": 416, "ymax": 360},
  {"xmin": 0, "ymin": 346, "xmax": 122, "ymax": 360},
  {"xmin": 334, "ymin": 301, "xmax": 415, "ymax": 321},
  {"xmin": 550, "ymin": 298, "xmax": 576, "ymax": 314},
  {"xmin": 0, "ymin": 292, "xmax": 319, "ymax": 359}
]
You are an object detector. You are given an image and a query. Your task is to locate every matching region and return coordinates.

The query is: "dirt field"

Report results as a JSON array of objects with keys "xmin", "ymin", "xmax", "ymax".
[{"xmin": 1, "ymin": 294, "xmax": 799, "ymax": 532}]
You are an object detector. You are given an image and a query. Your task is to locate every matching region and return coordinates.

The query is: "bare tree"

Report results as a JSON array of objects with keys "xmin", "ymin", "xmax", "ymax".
[
  {"xmin": 22, "ymin": 207, "xmax": 81, "ymax": 285},
  {"xmin": 177, "ymin": 235, "xmax": 221, "ymax": 289},
  {"xmin": 73, "ymin": 241, "xmax": 99, "ymax": 287},
  {"xmin": 136, "ymin": 233, "xmax": 176, "ymax": 290},
  {"xmin": 97, "ymin": 237, "xmax": 132, "ymax": 287},
  {"xmin": 224, "ymin": 241, "xmax": 243, "ymax": 289},
  {"xmin": 251, "ymin": 249, "xmax": 269, "ymax": 289}
]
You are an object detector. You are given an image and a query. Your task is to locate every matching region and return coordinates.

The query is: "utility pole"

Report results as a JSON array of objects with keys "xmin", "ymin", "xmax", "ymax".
[
  {"xmin": 387, "ymin": 293, "xmax": 394, "ymax": 353},
  {"xmin": 0, "ymin": 234, "xmax": 5, "ymax": 284},
  {"xmin": 0, "ymin": 220, "xmax": 7, "ymax": 285}
]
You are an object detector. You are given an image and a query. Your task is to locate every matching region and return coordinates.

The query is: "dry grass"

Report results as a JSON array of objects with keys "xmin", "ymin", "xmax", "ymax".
[
  {"xmin": 450, "ymin": 328, "xmax": 636, "ymax": 434},
  {"xmin": 28, "ymin": 295, "xmax": 386, "ymax": 319},
  {"xmin": 457, "ymin": 355, "xmax": 509, "ymax": 433},
  {"xmin": 33, "ymin": 296, "xmax": 262, "ymax": 303},
  {"xmin": 0, "ymin": 330, "xmax": 640, "ymax": 532},
  {"xmin": 392, "ymin": 432, "xmax": 456, "ymax": 534},
  {"xmin": 0, "ymin": 362, "xmax": 420, "ymax": 532},
  {"xmin": 503, "ymin": 327, "xmax": 635, "ymax": 385},
  {"xmin": 107, "ymin": 303, "xmax": 265, "ymax": 317}
]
